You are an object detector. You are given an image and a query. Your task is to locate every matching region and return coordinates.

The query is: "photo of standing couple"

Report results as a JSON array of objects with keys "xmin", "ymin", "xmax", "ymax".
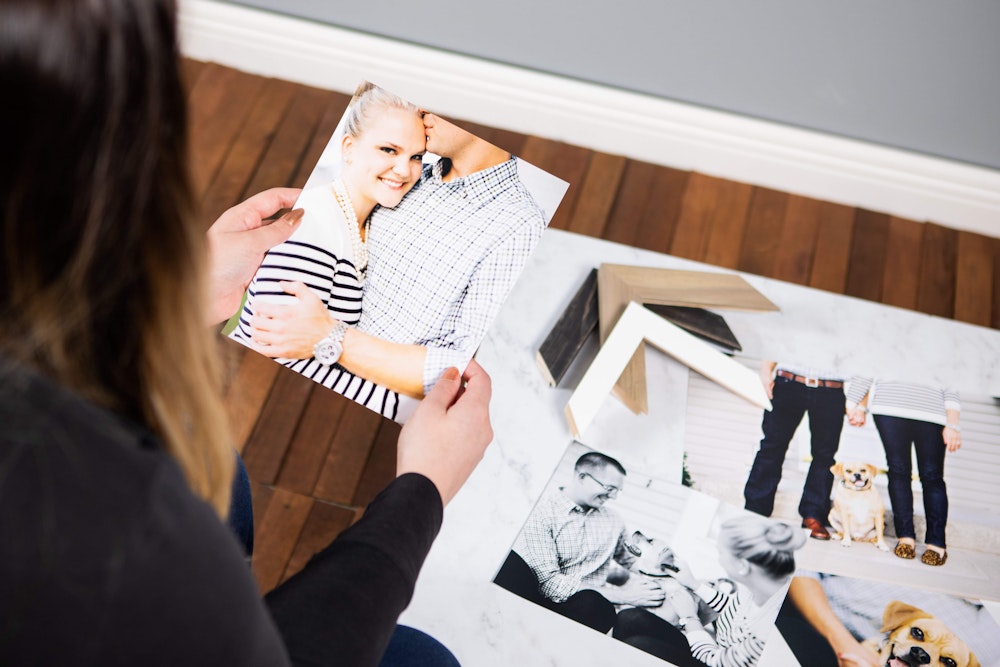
[{"xmin": 229, "ymin": 82, "xmax": 567, "ymax": 421}]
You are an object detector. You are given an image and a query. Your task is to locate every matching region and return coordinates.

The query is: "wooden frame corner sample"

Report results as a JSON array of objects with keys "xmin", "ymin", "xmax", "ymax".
[
  {"xmin": 597, "ymin": 263, "xmax": 778, "ymax": 415},
  {"xmin": 566, "ymin": 301, "xmax": 772, "ymax": 438}
]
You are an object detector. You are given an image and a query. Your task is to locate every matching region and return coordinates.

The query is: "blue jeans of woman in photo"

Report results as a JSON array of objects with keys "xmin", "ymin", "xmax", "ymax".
[{"xmin": 873, "ymin": 415, "xmax": 949, "ymax": 548}]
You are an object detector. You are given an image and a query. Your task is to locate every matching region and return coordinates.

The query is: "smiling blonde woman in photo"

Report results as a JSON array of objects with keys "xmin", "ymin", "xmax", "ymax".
[{"xmin": 230, "ymin": 82, "xmax": 427, "ymax": 418}]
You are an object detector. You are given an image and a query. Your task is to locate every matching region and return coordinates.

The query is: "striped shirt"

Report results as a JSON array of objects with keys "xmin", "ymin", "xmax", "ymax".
[
  {"xmin": 846, "ymin": 377, "xmax": 959, "ymax": 426},
  {"xmin": 360, "ymin": 157, "xmax": 546, "ymax": 394},
  {"xmin": 230, "ymin": 185, "xmax": 399, "ymax": 419},
  {"xmin": 684, "ymin": 582, "xmax": 782, "ymax": 667},
  {"xmin": 512, "ymin": 489, "xmax": 628, "ymax": 603}
]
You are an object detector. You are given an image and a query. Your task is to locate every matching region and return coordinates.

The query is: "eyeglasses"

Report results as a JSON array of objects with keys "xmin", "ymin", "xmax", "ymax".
[{"xmin": 580, "ymin": 471, "xmax": 621, "ymax": 497}]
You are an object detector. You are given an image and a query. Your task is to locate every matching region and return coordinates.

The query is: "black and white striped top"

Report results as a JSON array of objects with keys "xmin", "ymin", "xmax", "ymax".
[
  {"xmin": 846, "ymin": 376, "xmax": 959, "ymax": 426},
  {"xmin": 683, "ymin": 582, "xmax": 778, "ymax": 667},
  {"xmin": 230, "ymin": 185, "xmax": 399, "ymax": 420}
]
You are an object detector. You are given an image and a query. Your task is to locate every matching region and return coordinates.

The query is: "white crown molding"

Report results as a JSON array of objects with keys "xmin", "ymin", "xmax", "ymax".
[{"xmin": 179, "ymin": 0, "xmax": 1000, "ymax": 238}]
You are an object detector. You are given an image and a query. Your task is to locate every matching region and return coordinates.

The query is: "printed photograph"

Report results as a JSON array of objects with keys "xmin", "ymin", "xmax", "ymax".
[
  {"xmin": 775, "ymin": 570, "xmax": 1000, "ymax": 667},
  {"xmin": 494, "ymin": 441, "xmax": 806, "ymax": 666},
  {"xmin": 681, "ymin": 357, "xmax": 1000, "ymax": 600},
  {"xmin": 227, "ymin": 81, "xmax": 568, "ymax": 422}
]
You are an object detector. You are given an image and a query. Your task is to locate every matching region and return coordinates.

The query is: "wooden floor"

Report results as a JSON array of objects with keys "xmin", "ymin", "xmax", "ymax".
[{"xmin": 184, "ymin": 59, "xmax": 1000, "ymax": 594}]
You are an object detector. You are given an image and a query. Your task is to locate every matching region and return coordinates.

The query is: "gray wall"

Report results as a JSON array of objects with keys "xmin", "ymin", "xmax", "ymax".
[{"xmin": 225, "ymin": 0, "xmax": 1000, "ymax": 170}]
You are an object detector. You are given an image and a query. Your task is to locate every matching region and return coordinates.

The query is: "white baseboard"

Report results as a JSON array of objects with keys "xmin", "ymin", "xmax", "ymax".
[{"xmin": 179, "ymin": 0, "xmax": 1000, "ymax": 238}]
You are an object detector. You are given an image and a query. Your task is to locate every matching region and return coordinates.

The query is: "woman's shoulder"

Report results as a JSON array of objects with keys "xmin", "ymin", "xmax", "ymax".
[{"xmin": 288, "ymin": 184, "xmax": 354, "ymax": 262}]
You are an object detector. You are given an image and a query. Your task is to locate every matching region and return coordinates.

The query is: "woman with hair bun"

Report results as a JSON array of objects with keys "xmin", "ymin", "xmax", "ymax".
[{"xmin": 615, "ymin": 515, "xmax": 806, "ymax": 667}]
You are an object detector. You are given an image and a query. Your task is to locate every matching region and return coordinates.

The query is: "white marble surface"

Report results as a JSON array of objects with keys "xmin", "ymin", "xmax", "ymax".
[{"xmin": 397, "ymin": 229, "xmax": 1000, "ymax": 666}]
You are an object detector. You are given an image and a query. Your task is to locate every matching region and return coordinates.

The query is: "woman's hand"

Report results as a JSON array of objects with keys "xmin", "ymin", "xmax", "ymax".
[
  {"xmin": 248, "ymin": 281, "xmax": 336, "ymax": 359},
  {"xmin": 666, "ymin": 558, "xmax": 700, "ymax": 590},
  {"xmin": 846, "ymin": 406, "xmax": 867, "ymax": 427},
  {"xmin": 397, "ymin": 360, "xmax": 494, "ymax": 506},
  {"xmin": 205, "ymin": 188, "xmax": 302, "ymax": 325},
  {"xmin": 943, "ymin": 425, "xmax": 962, "ymax": 452},
  {"xmin": 832, "ymin": 637, "xmax": 881, "ymax": 667}
]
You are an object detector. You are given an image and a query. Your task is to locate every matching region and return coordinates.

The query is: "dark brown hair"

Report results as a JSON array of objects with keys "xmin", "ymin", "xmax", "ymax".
[{"xmin": 0, "ymin": 0, "xmax": 233, "ymax": 515}]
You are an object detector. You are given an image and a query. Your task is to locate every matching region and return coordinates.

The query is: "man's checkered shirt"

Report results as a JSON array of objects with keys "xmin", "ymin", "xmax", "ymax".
[
  {"xmin": 360, "ymin": 156, "xmax": 546, "ymax": 394},
  {"xmin": 512, "ymin": 489, "xmax": 627, "ymax": 603}
]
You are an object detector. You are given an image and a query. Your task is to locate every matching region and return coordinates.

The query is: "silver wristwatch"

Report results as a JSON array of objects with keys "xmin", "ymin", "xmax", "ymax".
[{"xmin": 313, "ymin": 320, "xmax": 349, "ymax": 366}]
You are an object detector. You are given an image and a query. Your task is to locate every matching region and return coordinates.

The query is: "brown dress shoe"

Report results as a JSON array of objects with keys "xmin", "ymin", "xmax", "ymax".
[{"xmin": 802, "ymin": 517, "xmax": 831, "ymax": 540}]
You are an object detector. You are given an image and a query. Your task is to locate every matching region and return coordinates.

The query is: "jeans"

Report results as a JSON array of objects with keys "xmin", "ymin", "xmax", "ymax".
[
  {"xmin": 494, "ymin": 551, "xmax": 617, "ymax": 633},
  {"xmin": 744, "ymin": 376, "xmax": 845, "ymax": 519},
  {"xmin": 873, "ymin": 415, "xmax": 949, "ymax": 548},
  {"xmin": 227, "ymin": 451, "xmax": 255, "ymax": 557}
]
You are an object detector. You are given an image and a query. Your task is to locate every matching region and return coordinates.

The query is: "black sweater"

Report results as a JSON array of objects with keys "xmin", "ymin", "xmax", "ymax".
[{"xmin": 0, "ymin": 361, "xmax": 442, "ymax": 666}]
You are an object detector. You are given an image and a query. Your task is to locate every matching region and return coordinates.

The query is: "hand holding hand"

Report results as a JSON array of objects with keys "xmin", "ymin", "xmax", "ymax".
[
  {"xmin": 846, "ymin": 407, "xmax": 867, "ymax": 427},
  {"xmin": 396, "ymin": 361, "xmax": 494, "ymax": 506},
  {"xmin": 248, "ymin": 281, "xmax": 334, "ymax": 359},
  {"xmin": 206, "ymin": 188, "xmax": 302, "ymax": 325}
]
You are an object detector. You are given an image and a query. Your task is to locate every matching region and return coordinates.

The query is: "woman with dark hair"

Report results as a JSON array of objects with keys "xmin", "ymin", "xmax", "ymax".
[{"xmin": 0, "ymin": 1, "xmax": 492, "ymax": 665}]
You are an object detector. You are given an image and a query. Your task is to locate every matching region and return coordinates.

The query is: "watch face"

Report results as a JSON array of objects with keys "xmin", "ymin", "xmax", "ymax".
[{"xmin": 314, "ymin": 339, "xmax": 343, "ymax": 365}]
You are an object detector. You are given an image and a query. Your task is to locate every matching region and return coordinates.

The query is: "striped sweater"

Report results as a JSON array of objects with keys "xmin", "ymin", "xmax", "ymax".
[{"xmin": 846, "ymin": 377, "xmax": 959, "ymax": 426}]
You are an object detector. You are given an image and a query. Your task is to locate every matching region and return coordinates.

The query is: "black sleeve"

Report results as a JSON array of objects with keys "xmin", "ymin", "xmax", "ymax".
[{"xmin": 265, "ymin": 473, "xmax": 444, "ymax": 667}]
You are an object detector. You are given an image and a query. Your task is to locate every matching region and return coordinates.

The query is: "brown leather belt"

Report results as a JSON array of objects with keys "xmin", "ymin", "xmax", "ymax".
[{"xmin": 776, "ymin": 369, "xmax": 843, "ymax": 389}]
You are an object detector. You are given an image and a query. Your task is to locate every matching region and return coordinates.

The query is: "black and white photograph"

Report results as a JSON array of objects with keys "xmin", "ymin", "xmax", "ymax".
[
  {"xmin": 494, "ymin": 441, "xmax": 806, "ymax": 666},
  {"xmin": 226, "ymin": 81, "xmax": 568, "ymax": 422}
]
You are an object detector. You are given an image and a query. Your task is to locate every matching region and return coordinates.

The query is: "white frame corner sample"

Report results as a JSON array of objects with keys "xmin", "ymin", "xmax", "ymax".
[{"xmin": 565, "ymin": 301, "xmax": 771, "ymax": 438}]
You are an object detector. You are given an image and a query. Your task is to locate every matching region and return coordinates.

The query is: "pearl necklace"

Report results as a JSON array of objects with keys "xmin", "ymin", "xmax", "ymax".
[{"xmin": 331, "ymin": 179, "xmax": 370, "ymax": 278}]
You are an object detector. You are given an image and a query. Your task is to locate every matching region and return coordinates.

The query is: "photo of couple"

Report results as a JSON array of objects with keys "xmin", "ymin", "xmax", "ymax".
[
  {"xmin": 228, "ymin": 81, "xmax": 567, "ymax": 421},
  {"xmin": 494, "ymin": 442, "xmax": 805, "ymax": 666}
]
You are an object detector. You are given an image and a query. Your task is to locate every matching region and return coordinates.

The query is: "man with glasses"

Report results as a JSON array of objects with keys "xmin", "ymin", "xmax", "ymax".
[{"xmin": 494, "ymin": 451, "xmax": 665, "ymax": 632}]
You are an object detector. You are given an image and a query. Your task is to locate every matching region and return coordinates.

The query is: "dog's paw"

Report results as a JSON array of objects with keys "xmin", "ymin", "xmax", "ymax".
[
  {"xmin": 876, "ymin": 541, "xmax": 890, "ymax": 552},
  {"xmin": 840, "ymin": 539, "xmax": 852, "ymax": 548}
]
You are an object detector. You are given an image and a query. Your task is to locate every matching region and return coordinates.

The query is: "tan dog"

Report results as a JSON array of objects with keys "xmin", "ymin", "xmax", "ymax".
[
  {"xmin": 863, "ymin": 600, "xmax": 980, "ymax": 667},
  {"xmin": 828, "ymin": 462, "xmax": 889, "ymax": 551}
]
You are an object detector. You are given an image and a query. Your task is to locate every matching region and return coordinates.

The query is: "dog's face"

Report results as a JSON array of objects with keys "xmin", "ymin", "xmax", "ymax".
[
  {"xmin": 624, "ymin": 530, "xmax": 678, "ymax": 576},
  {"xmin": 875, "ymin": 601, "xmax": 979, "ymax": 667},
  {"xmin": 832, "ymin": 461, "xmax": 877, "ymax": 491}
]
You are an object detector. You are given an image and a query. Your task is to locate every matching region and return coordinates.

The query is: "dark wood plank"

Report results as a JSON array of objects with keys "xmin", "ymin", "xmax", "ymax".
[
  {"xmin": 274, "ymin": 385, "xmax": 349, "ymax": 495},
  {"xmin": 241, "ymin": 367, "xmax": 314, "ymax": 485},
  {"xmin": 771, "ymin": 195, "xmax": 822, "ymax": 284},
  {"xmin": 880, "ymin": 216, "xmax": 924, "ymax": 310},
  {"xmin": 251, "ymin": 488, "xmax": 313, "ymax": 594},
  {"xmin": 187, "ymin": 64, "xmax": 268, "ymax": 201},
  {"xmin": 916, "ymin": 223, "xmax": 958, "ymax": 318},
  {"xmin": 566, "ymin": 153, "xmax": 627, "ymax": 239},
  {"xmin": 602, "ymin": 159, "xmax": 658, "ymax": 247},
  {"xmin": 738, "ymin": 187, "xmax": 788, "ymax": 277},
  {"xmin": 280, "ymin": 500, "xmax": 358, "ymax": 584},
  {"xmin": 993, "ymin": 239, "xmax": 1000, "ymax": 330},
  {"xmin": 243, "ymin": 85, "xmax": 337, "ymax": 196},
  {"xmin": 352, "ymin": 420, "xmax": 402, "ymax": 507},
  {"xmin": 844, "ymin": 209, "xmax": 890, "ymax": 302},
  {"xmin": 954, "ymin": 230, "xmax": 995, "ymax": 327},
  {"xmin": 673, "ymin": 173, "xmax": 752, "ymax": 264},
  {"xmin": 702, "ymin": 179, "xmax": 754, "ymax": 270},
  {"xmin": 517, "ymin": 137, "xmax": 591, "ymax": 231},
  {"xmin": 536, "ymin": 268, "xmax": 599, "ymax": 387},
  {"xmin": 220, "ymin": 340, "xmax": 281, "ymax": 453},
  {"xmin": 312, "ymin": 404, "xmax": 384, "ymax": 504},
  {"xmin": 453, "ymin": 118, "xmax": 530, "ymax": 161},
  {"xmin": 289, "ymin": 91, "xmax": 353, "ymax": 189},
  {"xmin": 636, "ymin": 166, "xmax": 690, "ymax": 256},
  {"xmin": 250, "ymin": 481, "xmax": 275, "ymax": 536},
  {"xmin": 181, "ymin": 58, "xmax": 207, "ymax": 96},
  {"xmin": 200, "ymin": 77, "xmax": 300, "ymax": 222},
  {"xmin": 808, "ymin": 201, "xmax": 855, "ymax": 294}
]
